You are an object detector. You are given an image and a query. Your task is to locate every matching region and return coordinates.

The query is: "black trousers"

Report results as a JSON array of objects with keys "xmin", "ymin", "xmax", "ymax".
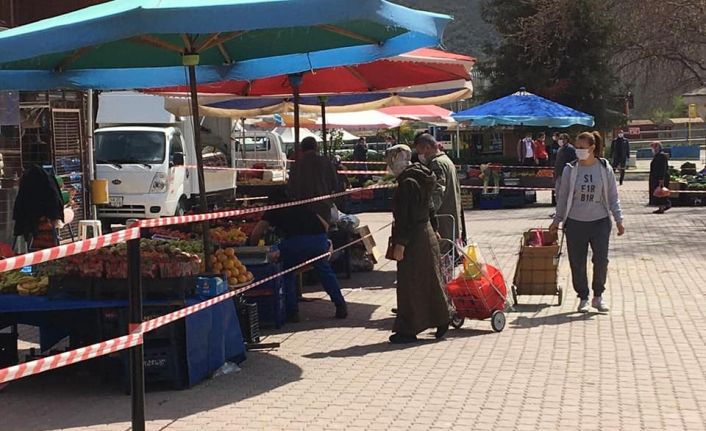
[{"xmin": 565, "ymin": 217, "xmax": 611, "ymax": 300}]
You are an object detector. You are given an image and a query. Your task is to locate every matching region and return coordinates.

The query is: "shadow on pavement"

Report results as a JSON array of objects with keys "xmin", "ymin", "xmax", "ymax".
[
  {"xmin": 303, "ymin": 327, "xmax": 490, "ymax": 359},
  {"xmin": 509, "ymin": 303, "xmax": 554, "ymax": 313},
  {"xmin": 509, "ymin": 311, "xmax": 600, "ymax": 329},
  {"xmin": 1, "ymin": 351, "xmax": 302, "ymax": 431},
  {"xmin": 303, "ymin": 339, "xmax": 437, "ymax": 359}
]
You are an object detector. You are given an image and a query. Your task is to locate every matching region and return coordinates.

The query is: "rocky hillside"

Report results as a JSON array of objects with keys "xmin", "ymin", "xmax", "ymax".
[{"xmin": 396, "ymin": 0, "xmax": 497, "ymax": 60}]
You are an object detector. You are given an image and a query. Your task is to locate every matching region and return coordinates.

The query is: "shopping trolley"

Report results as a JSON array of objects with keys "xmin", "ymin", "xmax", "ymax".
[
  {"xmin": 510, "ymin": 228, "xmax": 564, "ymax": 306},
  {"xmin": 439, "ymin": 238, "xmax": 508, "ymax": 333}
]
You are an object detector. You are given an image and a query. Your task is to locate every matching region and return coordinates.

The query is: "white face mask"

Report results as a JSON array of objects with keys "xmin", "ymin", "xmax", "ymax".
[
  {"xmin": 418, "ymin": 153, "xmax": 428, "ymax": 164},
  {"xmin": 576, "ymin": 148, "xmax": 591, "ymax": 161},
  {"xmin": 618, "ymin": 133, "xmax": 624, "ymax": 138},
  {"xmin": 389, "ymin": 161, "xmax": 409, "ymax": 177}
]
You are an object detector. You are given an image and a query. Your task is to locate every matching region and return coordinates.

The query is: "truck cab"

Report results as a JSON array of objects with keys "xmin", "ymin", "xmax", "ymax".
[
  {"xmin": 232, "ymin": 130, "xmax": 288, "ymax": 184},
  {"xmin": 94, "ymin": 92, "xmax": 236, "ymax": 226}
]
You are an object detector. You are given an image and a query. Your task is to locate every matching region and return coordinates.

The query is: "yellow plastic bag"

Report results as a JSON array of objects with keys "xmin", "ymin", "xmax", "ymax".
[{"xmin": 462, "ymin": 243, "xmax": 483, "ymax": 279}]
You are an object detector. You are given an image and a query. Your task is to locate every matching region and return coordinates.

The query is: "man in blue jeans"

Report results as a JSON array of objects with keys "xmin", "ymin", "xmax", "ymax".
[{"xmin": 249, "ymin": 203, "xmax": 347, "ymax": 320}]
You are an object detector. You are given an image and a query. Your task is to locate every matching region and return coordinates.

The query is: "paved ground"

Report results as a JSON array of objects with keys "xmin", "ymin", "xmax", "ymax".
[{"xmin": 2, "ymin": 180, "xmax": 706, "ymax": 431}]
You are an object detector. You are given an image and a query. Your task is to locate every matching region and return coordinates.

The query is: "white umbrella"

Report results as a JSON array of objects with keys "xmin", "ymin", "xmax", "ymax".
[
  {"xmin": 314, "ymin": 110, "xmax": 403, "ymax": 131},
  {"xmin": 272, "ymin": 127, "xmax": 322, "ymax": 144}
]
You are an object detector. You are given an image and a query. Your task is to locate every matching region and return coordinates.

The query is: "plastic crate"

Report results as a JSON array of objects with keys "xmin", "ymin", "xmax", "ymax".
[
  {"xmin": 502, "ymin": 193, "xmax": 526, "ymax": 208},
  {"xmin": 245, "ymin": 264, "xmax": 286, "ymax": 328},
  {"xmin": 479, "ymin": 194, "xmax": 502, "ymax": 210},
  {"xmin": 47, "ymin": 276, "xmax": 94, "ymax": 300},
  {"xmin": 93, "ymin": 277, "xmax": 196, "ymax": 300},
  {"xmin": 121, "ymin": 338, "xmax": 187, "ymax": 392},
  {"xmin": 235, "ymin": 299, "xmax": 260, "ymax": 344},
  {"xmin": 0, "ymin": 330, "xmax": 18, "ymax": 368}
]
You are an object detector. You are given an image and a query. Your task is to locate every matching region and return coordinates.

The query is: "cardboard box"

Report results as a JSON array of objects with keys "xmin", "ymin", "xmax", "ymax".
[
  {"xmin": 195, "ymin": 276, "xmax": 227, "ymax": 298},
  {"xmin": 355, "ymin": 225, "xmax": 380, "ymax": 263},
  {"xmin": 514, "ymin": 229, "xmax": 560, "ymax": 295}
]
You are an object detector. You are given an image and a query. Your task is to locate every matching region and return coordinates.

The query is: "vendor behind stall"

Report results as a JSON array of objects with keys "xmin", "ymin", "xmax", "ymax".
[
  {"xmin": 13, "ymin": 165, "xmax": 65, "ymax": 250},
  {"xmin": 249, "ymin": 203, "xmax": 348, "ymax": 321}
]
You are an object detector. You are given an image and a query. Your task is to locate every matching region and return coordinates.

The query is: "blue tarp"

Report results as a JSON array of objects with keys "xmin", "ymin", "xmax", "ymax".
[{"xmin": 452, "ymin": 89, "xmax": 595, "ymax": 128}]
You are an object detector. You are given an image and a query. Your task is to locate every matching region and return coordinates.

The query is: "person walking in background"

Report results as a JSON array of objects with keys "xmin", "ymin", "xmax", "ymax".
[
  {"xmin": 554, "ymin": 133, "xmax": 577, "ymax": 196},
  {"xmin": 517, "ymin": 132, "xmax": 537, "ymax": 166},
  {"xmin": 385, "ymin": 144, "xmax": 450, "ymax": 343},
  {"xmin": 549, "ymin": 132, "xmax": 561, "ymax": 165},
  {"xmin": 649, "ymin": 141, "xmax": 672, "ymax": 214},
  {"xmin": 550, "ymin": 131, "xmax": 625, "ymax": 314},
  {"xmin": 414, "ymin": 132, "xmax": 464, "ymax": 252},
  {"xmin": 610, "ymin": 130, "xmax": 630, "ymax": 185},
  {"xmin": 549, "ymin": 133, "xmax": 577, "ymax": 216},
  {"xmin": 533, "ymin": 132, "xmax": 550, "ymax": 166},
  {"xmin": 353, "ymin": 137, "xmax": 369, "ymax": 184}
]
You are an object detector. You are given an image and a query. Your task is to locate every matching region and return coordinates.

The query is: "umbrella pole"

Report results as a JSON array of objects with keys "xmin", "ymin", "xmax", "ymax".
[
  {"xmin": 289, "ymin": 74, "xmax": 302, "ymax": 154},
  {"xmin": 320, "ymin": 97, "xmax": 328, "ymax": 156},
  {"xmin": 187, "ymin": 63, "xmax": 213, "ymax": 272}
]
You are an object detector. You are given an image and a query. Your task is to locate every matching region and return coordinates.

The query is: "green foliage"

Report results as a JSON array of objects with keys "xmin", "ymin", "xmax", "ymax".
[{"xmin": 479, "ymin": 0, "xmax": 620, "ymax": 128}]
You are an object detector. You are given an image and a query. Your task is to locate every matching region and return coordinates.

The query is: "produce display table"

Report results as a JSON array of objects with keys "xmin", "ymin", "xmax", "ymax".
[{"xmin": 0, "ymin": 294, "xmax": 245, "ymax": 388}]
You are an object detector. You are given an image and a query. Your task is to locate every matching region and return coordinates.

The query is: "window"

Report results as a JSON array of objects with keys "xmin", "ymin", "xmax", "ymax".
[
  {"xmin": 169, "ymin": 132, "xmax": 184, "ymax": 162},
  {"xmin": 95, "ymin": 131, "xmax": 166, "ymax": 164}
]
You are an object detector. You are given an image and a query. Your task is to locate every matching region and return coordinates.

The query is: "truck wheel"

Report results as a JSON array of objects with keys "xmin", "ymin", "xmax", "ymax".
[{"xmin": 175, "ymin": 198, "xmax": 189, "ymax": 216}]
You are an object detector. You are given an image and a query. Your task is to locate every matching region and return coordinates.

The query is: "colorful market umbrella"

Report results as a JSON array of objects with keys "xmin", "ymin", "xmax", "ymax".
[
  {"xmin": 452, "ymin": 88, "xmax": 595, "ymax": 127},
  {"xmin": 153, "ymin": 48, "xmax": 474, "ymax": 96},
  {"xmin": 312, "ymin": 110, "xmax": 403, "ymax": 130},
  {"xmin": 0, "ymin": 0, "xmax": 450, "ymax": 272},
  {"xmin": 149, "ymin": 47, "xmax": 473, "ymax": 151},
  {"xmin": 164, "ymin": 85, "xmax": 472, "ymax": 117}
]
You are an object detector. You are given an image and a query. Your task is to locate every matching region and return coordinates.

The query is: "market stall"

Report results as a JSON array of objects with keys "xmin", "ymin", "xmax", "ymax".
[
  {"xmin": 669, "ymin": 163, "xmax": 706, "ymax": 206},
  {"xmin": 461, "ymin": 165, "xmax": 553, "ymax": 209}
]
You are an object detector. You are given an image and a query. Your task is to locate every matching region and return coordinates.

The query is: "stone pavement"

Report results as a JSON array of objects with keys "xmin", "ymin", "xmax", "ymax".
[{"xmin": 2, "ymin": 180, "xmax": 706, "ymax": 431}]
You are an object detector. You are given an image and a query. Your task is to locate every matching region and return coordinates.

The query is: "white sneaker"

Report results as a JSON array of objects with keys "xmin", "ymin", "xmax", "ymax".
[
  {"xmin": 592, "ymin": 297, "xmax": 609, "ymax": 312},
  {"xmin": 577, "ymin": 299, "xmax": 590, "ymax": 313}
]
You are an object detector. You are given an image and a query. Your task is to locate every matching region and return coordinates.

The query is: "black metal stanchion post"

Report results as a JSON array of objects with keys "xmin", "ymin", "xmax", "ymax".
[{"xmin": 127, "ymin": 227, "xmax": 145, "ymax": 431}]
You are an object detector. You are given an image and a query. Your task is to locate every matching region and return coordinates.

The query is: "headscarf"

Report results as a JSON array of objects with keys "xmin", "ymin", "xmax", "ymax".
[
  {"xmin": 651, "ymin": 141, "xmax": 663, "ymax": 154},
  {"xmin": 385, "ymin": 144, "xmax": 412, "ymax": 177}
]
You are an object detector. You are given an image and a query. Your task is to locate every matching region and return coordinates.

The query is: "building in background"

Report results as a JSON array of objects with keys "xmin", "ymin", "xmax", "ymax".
[{"xmin": 0, "ymin": 1, "xmax": 95, "ymax": 246}]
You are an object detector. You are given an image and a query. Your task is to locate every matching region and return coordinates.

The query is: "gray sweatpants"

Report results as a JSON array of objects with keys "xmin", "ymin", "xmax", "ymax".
[{"xmin": 564, "ymin": 217, "xmax": 611, "ymax": 300}]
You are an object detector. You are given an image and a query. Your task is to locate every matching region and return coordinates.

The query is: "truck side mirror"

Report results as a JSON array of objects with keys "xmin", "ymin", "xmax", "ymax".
[{"xmin": 171, "ymin": 152, "xmax": 185, "ymax": 167}]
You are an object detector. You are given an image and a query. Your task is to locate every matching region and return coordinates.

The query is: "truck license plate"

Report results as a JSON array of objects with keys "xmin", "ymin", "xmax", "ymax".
[{"xmin": 109, "ymin": 196, "xmax": 123, "ymax": 207}]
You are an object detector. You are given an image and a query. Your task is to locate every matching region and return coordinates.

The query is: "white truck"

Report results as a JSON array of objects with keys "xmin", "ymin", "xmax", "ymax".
[{"xmin": 93, "ymin": 92, "xmax": 286, "ymax": 227}]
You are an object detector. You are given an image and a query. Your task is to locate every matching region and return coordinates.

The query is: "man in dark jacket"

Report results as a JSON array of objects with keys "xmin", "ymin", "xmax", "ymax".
[
  {"xmin": 249, "ymin": 203, "xmax": 347, "ymax": 320},
  {"xmin": 353, "ymin": 137, "xmax": 369, "ymax": 184},
  {"xmin": 552, "ymin": 134, "xmax": 577, "ymax": 211},
  {"xmin": 611, "ymin": 130, "xmax": 630, "ymax": 185},
  {"xmin": 287, "ymin": 137, "xmax": 339, "ymax": 224}
]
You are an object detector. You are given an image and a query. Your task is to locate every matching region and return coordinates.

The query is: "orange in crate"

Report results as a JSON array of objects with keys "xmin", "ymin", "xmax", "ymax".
[{"xmin": 446, "ymin": 264, "xmax": 507, "ymax": 320}]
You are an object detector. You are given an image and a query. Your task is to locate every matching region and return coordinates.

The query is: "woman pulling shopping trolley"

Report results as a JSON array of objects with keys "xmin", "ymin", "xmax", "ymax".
[{"xmin": 550, "ymin": 131, "xmax": 625, "ymax": 313}]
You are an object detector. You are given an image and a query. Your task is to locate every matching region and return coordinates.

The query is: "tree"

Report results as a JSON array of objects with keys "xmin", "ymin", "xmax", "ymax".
[{"xmin": 479, "ymin": 0, "xmax": 622, "ymax": 127}]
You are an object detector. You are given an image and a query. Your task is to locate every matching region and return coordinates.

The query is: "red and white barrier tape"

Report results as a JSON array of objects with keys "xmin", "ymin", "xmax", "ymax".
[
  {"xmin": 0, "ymin": 185, "xmax": 394, "ymax": 274},
  {"xmin": 0, "ymin": 223, "xmax": 390, "ymax": 384},
  {"xmin": 138, "ymin": 184, "xmax": 396, "ymax": 228},
  {"xmin": 461, "ymin": 184, "xmax": 706, "ymax": 194},
  {"xmin": 137, "ymin": 222, "xmax": 391, "ymax": 334},
  {"xmin": 0, "ymin": 228, "xmax": 140, "ymax": 274},
  {"xmin": 461, "ymin": 185, "xmax": 555, "ymax": 192},
  {"xmin": 0, "ymin": 333, "xmax": 143, "ymax": 384}
]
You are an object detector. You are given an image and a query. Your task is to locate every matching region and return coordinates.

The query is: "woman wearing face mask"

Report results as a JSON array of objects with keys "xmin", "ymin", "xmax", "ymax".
[
  {"xmin": 649, "ymin": 141, "xmax": 671, "ymax": 213},
  {"xmin": 550, "ymin": 132, "xmax": 625, "ymax": 313},
  {"xmin": 385, "ymin": 144, "xmax": 450, "ymax": 344}
]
